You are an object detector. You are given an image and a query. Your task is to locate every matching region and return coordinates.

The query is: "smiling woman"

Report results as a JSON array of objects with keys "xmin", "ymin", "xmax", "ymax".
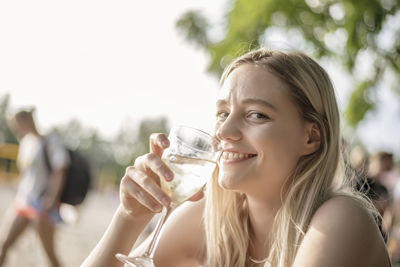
[
  {"xmin": 204, "ymin": 49, "xmax": 390, "ymax": 267},
  {"xmin": 215, "ymin": 64, "xmax": 316, "ymax": 194},
  {"xmin": 82, "ymin": 48, "xmax": 391, "ymax": 267}
]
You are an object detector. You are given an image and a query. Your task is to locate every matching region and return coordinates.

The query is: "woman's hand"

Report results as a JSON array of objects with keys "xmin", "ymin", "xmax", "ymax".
[{"xmin": 118, "ymin": 133, "xmax": 174, "ymax": 221}]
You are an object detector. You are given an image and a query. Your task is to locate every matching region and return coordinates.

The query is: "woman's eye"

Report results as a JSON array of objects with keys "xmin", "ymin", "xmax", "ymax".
[
  {"xmin": 248, "ymin": 112, "xmax": 269, "ymax": 121},
  {"xmin": 216, "ymin": 111, "xmax": 229, "ymax": 121}
]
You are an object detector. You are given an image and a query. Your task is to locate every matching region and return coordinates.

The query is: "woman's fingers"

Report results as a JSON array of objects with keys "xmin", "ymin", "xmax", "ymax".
[
  {"xmin": 136, "ymin": 153, "xmax": 174, "ymax": 182},
  {"xmin": 120, "ymin": 174, "xmax": 161, "ymax": 213},
  {"xmin": 188, "ymin": 190, "xmax": 204, "ymax": 201},
  {"xmin": 128, "ymin": 167, "xmax": 171, "ymax": 206},
  {"xmin": 149, "ymin": 133, "xmax": 169, "ymax": 157},
  {"xmin": 119, "ymin": 142, "xmax": 175, "ymax": 215},
  {"xmin": 122, "ymin": 163, "xmax": 171, "ymax": 212}
]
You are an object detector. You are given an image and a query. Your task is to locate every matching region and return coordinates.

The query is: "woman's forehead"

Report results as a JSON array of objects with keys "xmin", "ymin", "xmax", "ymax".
[{"xmin": 217, "ymin": 64, "xmax": 291, "ymax": 106}]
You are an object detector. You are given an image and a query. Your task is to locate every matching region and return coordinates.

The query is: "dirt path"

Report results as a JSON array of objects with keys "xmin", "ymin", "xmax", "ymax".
[{"xmin": 0, "ymin": 185, "xmax": 119, "ymax": 267}]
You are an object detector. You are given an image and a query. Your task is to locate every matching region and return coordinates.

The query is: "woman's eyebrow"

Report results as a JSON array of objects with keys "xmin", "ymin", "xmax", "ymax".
[
  {"xmin": 242, "ymin": 98, "xmax": 277, "ymax": 110},
  {"xmin": 216, "ymin": 99, "xmax": 227, "ymax": 107}
]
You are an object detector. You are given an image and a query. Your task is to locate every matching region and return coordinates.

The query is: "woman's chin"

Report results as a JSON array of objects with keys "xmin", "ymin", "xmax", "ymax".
[{"xmin": 218, "ymin": 173, "xmax": 242, "ymax": 190}]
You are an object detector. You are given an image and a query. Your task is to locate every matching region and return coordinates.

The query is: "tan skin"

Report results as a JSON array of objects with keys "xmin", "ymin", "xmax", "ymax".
[{"xmin": 82, "ymin": 64, "xmax": 389, "ymax": 267}]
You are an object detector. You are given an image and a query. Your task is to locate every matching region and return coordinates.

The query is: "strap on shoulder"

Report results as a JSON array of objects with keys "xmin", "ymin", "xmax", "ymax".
[{"xmin": 42, "ymin": 137, "xmax": 52, "ymax": 172}]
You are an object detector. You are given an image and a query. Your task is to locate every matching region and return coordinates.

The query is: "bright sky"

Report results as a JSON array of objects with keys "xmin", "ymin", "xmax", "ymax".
[
  {"xmin": 1, "ymin": 0, "xmax": 399, "ymax": 156},
  {"xmin": 0, "ymin": 0, "xmax": 227, "ymax": 137}
]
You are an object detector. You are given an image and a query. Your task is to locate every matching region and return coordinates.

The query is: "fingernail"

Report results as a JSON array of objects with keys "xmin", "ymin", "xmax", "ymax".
[
  {"xmin": 162, "ymin": 196, "xmax": 170, "ymax": 206},
  {"xmin": 161, "ymin": 140, "xmax": 169, "ymax": 147},
  {"xmin": 153, "ymin": 205, "xmax": 161, "ymax": 212},
  {"xmin": 164, "ymin": 171, "xmax": 172, "ymax": 180}
]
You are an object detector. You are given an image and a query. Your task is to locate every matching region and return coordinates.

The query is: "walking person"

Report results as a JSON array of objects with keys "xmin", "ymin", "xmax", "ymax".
[{"xmin": 0, "ymin": 108, "xmax": 69, "ymax": 267}]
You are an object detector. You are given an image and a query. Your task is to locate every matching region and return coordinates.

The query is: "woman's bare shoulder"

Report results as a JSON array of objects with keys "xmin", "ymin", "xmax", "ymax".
[
  {"xmin": 153, "ymin": 198, "xmax": 206, "ymax": 267},
  {"xmin": 293, "ymin": 195, "xmax": 390, "ymax": 267},
  {"xmin": 312, "ymin": 195, "xmax": 376, "ymax": 225}
]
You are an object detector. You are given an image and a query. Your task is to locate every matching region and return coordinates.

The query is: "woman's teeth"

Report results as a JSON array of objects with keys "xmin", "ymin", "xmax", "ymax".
[{"xmin": 221, "ymin": 152, "xmax": 256, "ymax": 160}]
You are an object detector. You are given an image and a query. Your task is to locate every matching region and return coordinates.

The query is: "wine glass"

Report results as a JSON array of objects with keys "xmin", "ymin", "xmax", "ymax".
[{"xmin": 115, "ymin": 126, "xmax": 220, "ymax": 267}]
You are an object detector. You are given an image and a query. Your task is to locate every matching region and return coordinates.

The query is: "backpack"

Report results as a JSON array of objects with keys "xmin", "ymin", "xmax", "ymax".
[{"xmin": 43, "ymin": 140, "xmax": 92, "ymax": 206}]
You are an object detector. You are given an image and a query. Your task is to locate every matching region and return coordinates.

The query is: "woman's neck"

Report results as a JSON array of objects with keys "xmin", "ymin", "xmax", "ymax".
[{"xmin": 246, "ymin": 194, "xmax": 281, "ymax": 262}]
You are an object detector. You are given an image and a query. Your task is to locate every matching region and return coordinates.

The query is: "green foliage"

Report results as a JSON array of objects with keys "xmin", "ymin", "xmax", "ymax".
[
  {"xmin": 135, "ymin": 117, "xmax": 169, "ymax": 157},
  {"xmin": 0, "ymin": 94, "xmax": 18, "ymax": 144},
  {"xmin": 176, "ymin": 11, "xmax": 210, "ymax": 47},
  {"xmin": 345, "ymin": 80, "xmax": 375, "ymax": 126},
  {"xmin": 176, "ymin": 0, "xmax": 400, "ymax": 126},
  {"xmin": 54, "ymin": 117, "xmax": 169, "ymax": 186},
  {"xmin": 0, "ymin": 95, "xmax": 170, "ymax": 188},
  {"xmin": 113, "ymin": 117, "xmax": 169, "ymax": 179},
  {"xmin": 50, "ymin": 120, "xmax": 117, "ymax": 186}
]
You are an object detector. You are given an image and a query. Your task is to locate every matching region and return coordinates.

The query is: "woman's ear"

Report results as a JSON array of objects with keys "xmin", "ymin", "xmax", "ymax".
[{"xmin": 302, "ymin": 122, "xmax": 321, "ymax": 155}]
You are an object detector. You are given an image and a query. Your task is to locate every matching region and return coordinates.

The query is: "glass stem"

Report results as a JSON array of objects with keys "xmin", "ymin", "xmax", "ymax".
[{"xmin": 143, "ymin": 205, "xmax": 173, "ymax": 259}]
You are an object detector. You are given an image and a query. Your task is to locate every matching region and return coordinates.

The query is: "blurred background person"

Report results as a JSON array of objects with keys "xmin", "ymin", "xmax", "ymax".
[
  {"xmin": 351, "ymin": 148, "xmax": 391, "ymax": 215},
  {"xmin": 349, "ymin": 145, "xmax": 369, "ymax": 179},
  {"xmin": 385, "ymin": 162, "xmax": 400, "ymax": 266},
  {"xmin": 350, "ymin": 146, "xmax": 391, "ymax": 242},
  {"xmin": 369, "ymin": 152, "xmax": 395, "ymax": 193},
  {"xmin": 368, "ymin": 151, "xmax": 395, "ymax": 234},
  {"xmin": 0, "ymin": 108, "xmax": 70, "ymax": 267}
]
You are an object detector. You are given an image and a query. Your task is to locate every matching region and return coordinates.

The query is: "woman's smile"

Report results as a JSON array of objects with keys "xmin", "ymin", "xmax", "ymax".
[{"xmin": 220, "ymin": 150, "xmax": 258, "ymax": 164}]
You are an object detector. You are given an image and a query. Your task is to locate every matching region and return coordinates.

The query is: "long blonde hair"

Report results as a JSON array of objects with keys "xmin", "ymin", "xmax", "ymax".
[{"xmin": 204, "ymin": 48, "xmax": 376, "ymax": 267}]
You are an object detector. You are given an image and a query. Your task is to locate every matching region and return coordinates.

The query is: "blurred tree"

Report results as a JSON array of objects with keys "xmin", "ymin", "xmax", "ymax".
[
  {"xmin": 51, "ymin": 119, "xmax": 116, "ymax": 188},
  {"xmin": 112, "ymin": 117, "xmax": 169, "ymax": 179},
  {"xmin": 0, "ymin": 94, "xmax": 18, "ymax": 144},
  {"xmin": 176, "ymin": 0, "xmax": 400, "ymax": 126},
  {"xmin": 0, "ymin": 94, "xmax": 170, "ymax": 188},
  {"xmin": 43, "ymin": 117, "xmax": 169, "ymax": 188},
  {"xmin": 135, "ymin": 117, "xmax": 169, "ymax": 157}
]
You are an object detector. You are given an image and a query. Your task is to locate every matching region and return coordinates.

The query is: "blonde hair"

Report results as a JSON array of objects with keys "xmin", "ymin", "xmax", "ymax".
[{"xmin": 204, "ymin": 48, "xmax": 377, "ymax": 267}]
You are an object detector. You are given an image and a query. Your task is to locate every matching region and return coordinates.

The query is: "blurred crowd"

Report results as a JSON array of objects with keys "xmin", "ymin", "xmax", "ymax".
[{"xmin": 349, "ymin": 146, "xmax": 400, "ymax": 265}]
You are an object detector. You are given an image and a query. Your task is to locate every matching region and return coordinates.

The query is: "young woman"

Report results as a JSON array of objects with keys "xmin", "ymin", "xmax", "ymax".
[
  {"xmin": 0, "ymin": 109, "xmax": 69, "ymax": 267},
  {"xmin": 83, "ymin": 48, "xmax": 390, "ymax": 267}
]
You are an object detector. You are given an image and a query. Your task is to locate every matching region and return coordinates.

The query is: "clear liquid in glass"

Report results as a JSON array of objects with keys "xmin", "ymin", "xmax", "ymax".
[{"xmin": 161, "ymin": 154, "xmax": 216, "ymax": 205}]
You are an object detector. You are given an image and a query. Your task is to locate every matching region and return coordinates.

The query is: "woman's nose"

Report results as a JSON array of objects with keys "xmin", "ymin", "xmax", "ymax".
[{"xmin": 216, "ymin": 114, "xmax": 242, "ymax": 142}]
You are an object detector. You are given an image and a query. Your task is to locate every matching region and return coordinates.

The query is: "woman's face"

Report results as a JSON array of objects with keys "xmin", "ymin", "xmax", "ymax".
[{"xmin": 215, "ymin": 64, "xmax": 312, "ymax": 198}]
